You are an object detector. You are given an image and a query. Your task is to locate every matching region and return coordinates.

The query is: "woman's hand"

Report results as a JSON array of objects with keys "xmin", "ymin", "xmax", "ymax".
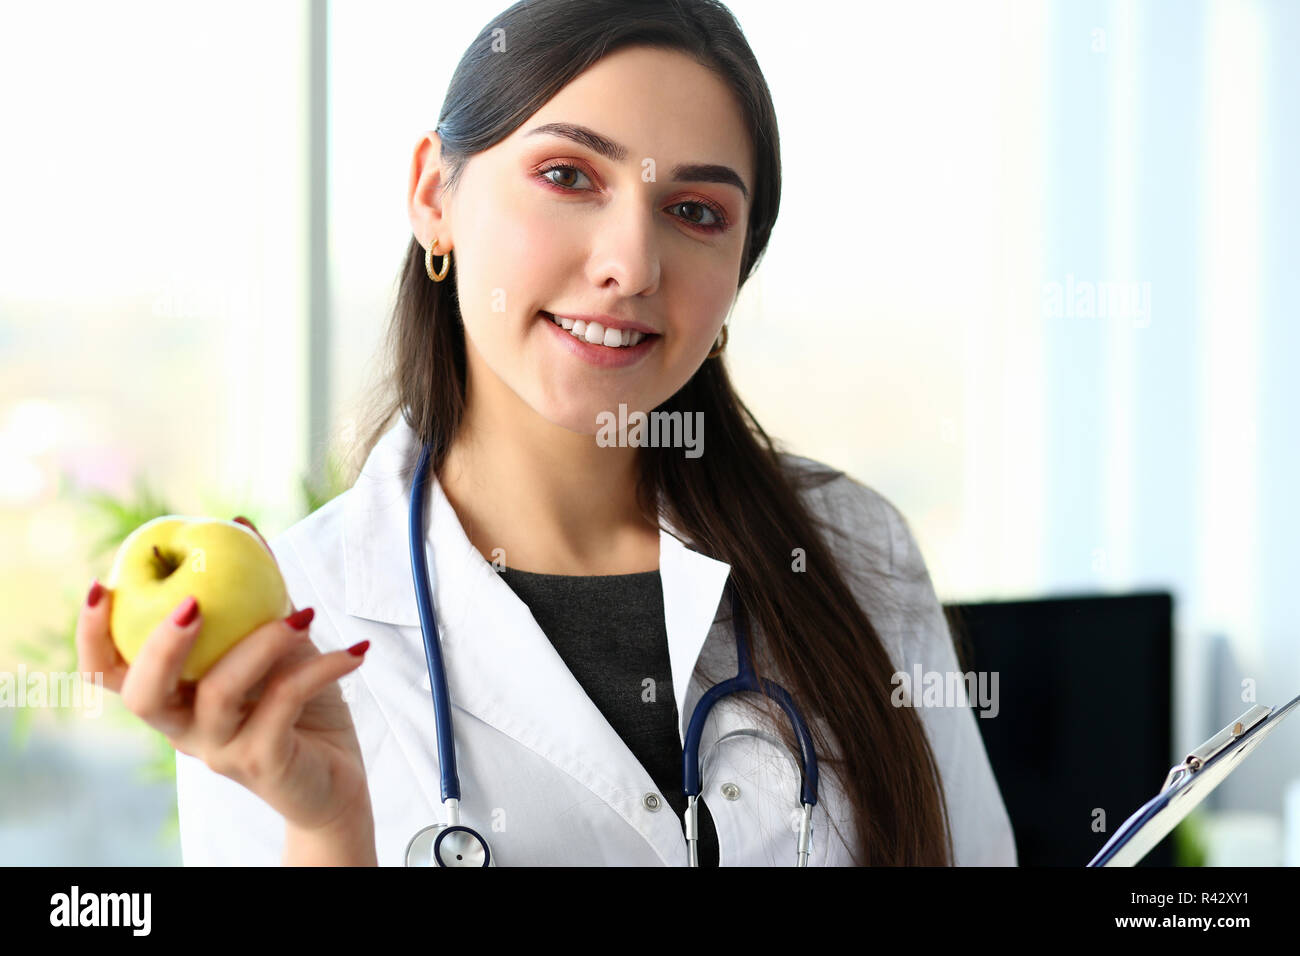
[{"xmin": 75, "ymin": 517, "xmax": 373, "ymax": 841}]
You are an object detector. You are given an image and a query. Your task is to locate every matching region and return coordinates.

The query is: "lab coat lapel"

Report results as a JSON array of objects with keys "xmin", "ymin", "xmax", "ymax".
[
  {"xmin": 656, "ymin": 520, "xmax": 733, "ymax": 746},
  {"xmin": 342, "ymin": 418, "xmax": 731, "ymax": 864}
]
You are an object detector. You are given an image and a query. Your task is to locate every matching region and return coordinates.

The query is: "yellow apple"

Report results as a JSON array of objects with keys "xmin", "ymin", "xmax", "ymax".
[{"xmin": 104, "ymin": 516, "xmax": 294, "ymax": 682}]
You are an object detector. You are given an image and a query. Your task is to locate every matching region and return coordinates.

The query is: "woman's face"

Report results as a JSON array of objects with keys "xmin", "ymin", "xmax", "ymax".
[{"xmin": 408, "ymin": 45, "xmax": 754, "ymax": 436}]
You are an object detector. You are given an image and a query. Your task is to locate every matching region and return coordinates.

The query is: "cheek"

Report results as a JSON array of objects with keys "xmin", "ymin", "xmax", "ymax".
[
  {"xmin": 673, "ymin": 275, "xmax": 736, "ymax": 348},
  {"xmin": 459, "ymin": 181, "xmax": 563, "ymax": 322}
]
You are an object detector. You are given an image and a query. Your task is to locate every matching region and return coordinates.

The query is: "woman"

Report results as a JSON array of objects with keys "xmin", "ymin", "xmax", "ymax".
[{"xmin": 76, "ymin": 0, "xmax": 1015, "ymax": 866}]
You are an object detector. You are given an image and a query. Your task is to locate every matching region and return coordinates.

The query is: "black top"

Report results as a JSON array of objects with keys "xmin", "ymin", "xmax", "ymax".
[{"xmin": 497, "ymin": 565, "xmax": 720, "ymax": 867}]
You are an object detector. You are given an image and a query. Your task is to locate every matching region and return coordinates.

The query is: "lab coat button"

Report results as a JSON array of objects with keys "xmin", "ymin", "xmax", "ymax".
[
  {"xmin": 642, "ymin": 792, "xmax": 662, "ymax": 812},
  {"xmin": 720, "ymin": 782, "xmax": 741, "ymax": 800}
]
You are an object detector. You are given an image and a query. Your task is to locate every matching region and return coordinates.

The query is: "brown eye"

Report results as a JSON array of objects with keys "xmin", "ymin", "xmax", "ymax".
[
  {"xmin": 540, "ymin": 164, "xmax": 589, "ymax": 189},
  {"xmin": 671, "ymin": 201, "xmax": 720, "ymax": 228}
]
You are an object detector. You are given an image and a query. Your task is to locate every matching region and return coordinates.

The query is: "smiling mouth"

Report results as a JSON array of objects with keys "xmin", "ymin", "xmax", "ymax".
[{"xmin": 542, "ymin": 312, "xmax": 660, "ymax": 349}]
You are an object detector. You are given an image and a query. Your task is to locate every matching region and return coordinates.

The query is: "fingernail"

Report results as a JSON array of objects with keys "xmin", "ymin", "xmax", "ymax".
[
  {"xmin": 87, "ymin": 579, "xmax": 103, "ymax": 609},
  {"xmin": 285, "ymin": 607, "xmax": 315, "ymax": 630},
  {"xmin": 171, "ymin": 595, "xmax": 199, "ymax": 627},
  {"xmin": 347, "ymin": 640, "xmax": 369, "ymax": 657}
]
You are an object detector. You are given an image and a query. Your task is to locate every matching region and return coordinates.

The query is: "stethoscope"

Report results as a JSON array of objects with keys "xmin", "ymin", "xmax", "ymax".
[{"xmin": 403, "ymin": 441, "xmax": 820, "ymax": 866}]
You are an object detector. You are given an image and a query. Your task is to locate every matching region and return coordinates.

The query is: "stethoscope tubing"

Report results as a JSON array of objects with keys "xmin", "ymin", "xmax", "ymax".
[
  {"xmin": 682, "ymin": 585, "xmax": 820, "ymax": 809},
  {"xmin": 409, "ymin": 440, "xmax": 462, "ymax": 804}
]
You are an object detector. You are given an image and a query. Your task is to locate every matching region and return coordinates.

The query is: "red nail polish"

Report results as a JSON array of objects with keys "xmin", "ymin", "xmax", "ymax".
[
  {"xmin": 285, "ymin": 607, "xmax": 315, "ymax": 630},
  {"xmin": 347, "ymin": 640, "xmax": 370, "ymax": 657},
  {"xmin": 87, "ymin": 580, "xmax": 104, "ymax": 608},
  {"xmin": 171, "ymin": 595, "xmax": 199, "ymax": 627}
]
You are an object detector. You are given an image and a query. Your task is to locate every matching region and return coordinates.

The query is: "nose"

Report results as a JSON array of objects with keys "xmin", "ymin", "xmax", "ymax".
[{"xmin": 585, "ymin": 198, "xmax": 662, "ymax": 296}]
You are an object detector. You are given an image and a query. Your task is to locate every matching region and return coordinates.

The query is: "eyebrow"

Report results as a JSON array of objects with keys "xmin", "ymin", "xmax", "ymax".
[{"xmin": 524, "ymin": 121, "xmax": 750, "ymax": 202}]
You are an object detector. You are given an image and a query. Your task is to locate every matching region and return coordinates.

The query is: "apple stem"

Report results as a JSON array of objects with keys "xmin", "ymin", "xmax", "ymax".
[{"xmin": 151, "ymin": 544, "xmax": 178, "ymax": 577}]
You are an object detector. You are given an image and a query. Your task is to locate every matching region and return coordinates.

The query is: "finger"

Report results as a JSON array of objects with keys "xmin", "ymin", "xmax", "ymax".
[
  {"xmin": 234, "ymin": 643, "xmax": 369, "ymax": 761},
  {"xmin": 119, "ymin": 594, "xmax": 204, "ymax": 739},
  {"xmin": 75, "ymin": 579, "xmax": 128, "ymax": 694},
  {"xmin": 193, "ymin": 607, "xmax": 316, "ymax": 748}
]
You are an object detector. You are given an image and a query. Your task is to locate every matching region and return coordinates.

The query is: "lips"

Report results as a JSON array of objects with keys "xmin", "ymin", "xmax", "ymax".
[
  {"xmin": 539, "ymin": 311, "xmax": 660, "ymax": 369},
  {"xmin": 543, "ymin": 312, "xmax": 659, "ymax": 349}
]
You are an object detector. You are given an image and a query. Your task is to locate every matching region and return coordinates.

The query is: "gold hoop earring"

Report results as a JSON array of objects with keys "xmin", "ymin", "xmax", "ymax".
[
  {"xmin": 425, "ymin": 238, "xmax": 451, "ymax": 282},
  {"xmin": 707, "ymin": 322, "xmax": 728, "ymax": 358}
]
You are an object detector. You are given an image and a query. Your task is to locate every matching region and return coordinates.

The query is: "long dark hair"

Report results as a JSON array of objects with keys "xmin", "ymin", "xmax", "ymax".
[{"xmin": 346, "ymin": 0, "xmax": 953, "ymax": 865}]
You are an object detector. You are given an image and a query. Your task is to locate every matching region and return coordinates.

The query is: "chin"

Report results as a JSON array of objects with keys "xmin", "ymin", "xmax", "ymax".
[
  {"xmin": 528, "ymin": 389, "xmax": 640, "ymax": 438},
  {"xmin": 542, "ymin": 402, "xmax": 612, "ymax": 437}
]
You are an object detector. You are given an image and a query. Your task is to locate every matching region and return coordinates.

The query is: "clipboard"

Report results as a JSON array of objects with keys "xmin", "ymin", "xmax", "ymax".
[{"xmin": 1087, "ymin": 690, "xmax": 1300, "ymax": 866}]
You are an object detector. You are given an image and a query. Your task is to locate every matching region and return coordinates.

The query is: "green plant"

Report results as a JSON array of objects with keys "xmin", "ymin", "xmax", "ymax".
[
  {"xmin": 1171, "ymin": 808, "xmax": 1208, "ymax": 867},
  {"xmin": 300, "ymin": 444, "xmax": 352, "ymax": 515}
]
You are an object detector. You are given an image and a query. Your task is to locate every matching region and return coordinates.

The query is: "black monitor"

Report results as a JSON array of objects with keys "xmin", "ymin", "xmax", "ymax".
[{"xmin": 943, "ymin": 592, "xmax": 1174, "ymax": 866}]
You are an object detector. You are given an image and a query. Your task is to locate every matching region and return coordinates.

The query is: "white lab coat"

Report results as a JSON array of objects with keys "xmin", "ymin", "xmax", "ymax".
[{"xmin": 176, "ymin": 416, "xmax": 1017, "ymax": 866}]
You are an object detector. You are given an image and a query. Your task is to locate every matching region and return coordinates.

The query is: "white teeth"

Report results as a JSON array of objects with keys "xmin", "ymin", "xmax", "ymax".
[{"xmin": 549, "ymin": 313, "xmax": 650, "ymax": 349}]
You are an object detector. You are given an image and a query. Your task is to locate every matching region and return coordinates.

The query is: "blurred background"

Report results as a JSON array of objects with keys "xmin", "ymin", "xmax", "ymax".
[{"xmin": 1, "ymin": 0, "xmax": 1297, "ymax": 865}]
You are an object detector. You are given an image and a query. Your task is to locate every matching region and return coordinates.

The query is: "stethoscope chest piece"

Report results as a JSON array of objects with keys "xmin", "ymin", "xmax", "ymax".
[{"xmin": 405, "ymin": 823, "xmax": 494, "ymax": 867}]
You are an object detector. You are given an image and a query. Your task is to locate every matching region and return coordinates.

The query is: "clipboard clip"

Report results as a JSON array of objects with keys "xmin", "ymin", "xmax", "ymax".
[{"xmin": 1159, "ymin": 704, "xmax": 1272, "ymax": 793}]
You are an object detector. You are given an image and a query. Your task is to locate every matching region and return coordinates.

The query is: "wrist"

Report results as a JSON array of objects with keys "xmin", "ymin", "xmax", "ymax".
[{"xmin": 283, "ymin": 796, "xmax": 378, "ymax": 867}]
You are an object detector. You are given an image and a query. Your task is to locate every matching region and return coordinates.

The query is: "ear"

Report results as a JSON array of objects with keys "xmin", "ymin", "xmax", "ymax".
[{"xmin": 408, "ymin": 130, "xmax": 450, "ymax": 248}]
